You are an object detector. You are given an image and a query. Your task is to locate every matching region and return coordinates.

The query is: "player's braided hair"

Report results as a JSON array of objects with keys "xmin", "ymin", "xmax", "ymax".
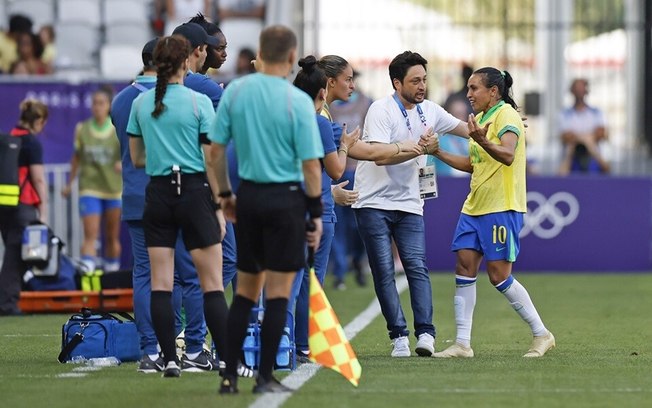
[{"xmin": 152, "ymin": 35, "xmax": 191, "ymax": 118}]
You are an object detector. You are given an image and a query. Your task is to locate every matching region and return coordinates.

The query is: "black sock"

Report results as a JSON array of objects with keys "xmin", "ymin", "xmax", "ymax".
[
  {"xmin": 225, "ymin": 295, "xmax": 256, "ymax": 377},
  {"xmin": 203, "ymin": 291, "xmax": 228, "ymax": 362},
  {"xmin": 150, "ymin": 291, "xmax": 176, "ymax": 364},
  {"xmin": 258, "ymin": 297, "xmax": 289, "ymax": 382}
]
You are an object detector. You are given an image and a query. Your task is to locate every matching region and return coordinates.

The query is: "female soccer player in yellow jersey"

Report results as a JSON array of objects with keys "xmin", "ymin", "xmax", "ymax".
[{"xmin": 432, "ymin": 67, "xmax": 555, "ymax": 358}]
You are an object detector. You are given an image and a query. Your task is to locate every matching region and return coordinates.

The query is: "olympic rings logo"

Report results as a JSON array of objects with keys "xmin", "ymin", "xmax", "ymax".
[{"xmin": 520, "ymin": 191, "xmax": 580, "ymax": 239}]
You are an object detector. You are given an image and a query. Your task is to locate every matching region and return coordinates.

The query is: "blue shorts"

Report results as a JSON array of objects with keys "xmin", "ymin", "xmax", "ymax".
[
  {"xmin": 79, "ymin": 196, "xmax": 122, "ymax": 217},
  {"xmin": 451, "ymin": 211, "xmax": 524, "ymax": 262}
]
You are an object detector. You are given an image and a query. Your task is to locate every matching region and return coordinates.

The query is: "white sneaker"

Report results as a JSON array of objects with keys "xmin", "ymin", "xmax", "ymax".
[
  {"xmin": 523, "ymin": 331, "xmax": 555, "ymax": 357},
  {"xmin": 415, "ymin": 333, "xmax": 435, "ymax": 357},
  {"xmin": 433, "ymin": 343, "xmax": 474, "ymax": 358},
  {"xmin": 391, "ymin": 336, "xmax": 411, "ymax": 357}
]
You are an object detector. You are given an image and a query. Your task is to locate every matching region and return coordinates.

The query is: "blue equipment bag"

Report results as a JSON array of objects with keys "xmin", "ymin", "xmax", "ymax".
[{"xmin": 58, "ymin": 308, "xmax": 140, "ymax": 363}]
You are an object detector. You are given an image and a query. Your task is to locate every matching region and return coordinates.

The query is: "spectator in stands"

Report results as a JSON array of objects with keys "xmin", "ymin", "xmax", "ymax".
[
  {"xmin": 558, "ymin": 78, "xmax": 610, "ymax": 175},
  {"xmin": 38, "ymin": 25, "xmax": 56, "ymax": 70},
  {"xmin": 235, "ymin": 47, "xmax": 256, "ymax": 76},
  {"xmin": 0, "ymin": 99, "xmax": 49, "ymax": 316},
  {"xmin": 443, "ymin": 63, "xmax": 474, "ymax": 117},
  {"xmin": 164, "ymin": 0, "xmax": 212, "ymax": 35},
  {"xmin": 0, "ymin": 14, "xmax": 33, "ymax": 73},
  {"xmin": 62, "ymin": 87, "xmax": 122, "ymax": 273},
  {"xmin": 217, "ymin": 0, "xmax": 265, "ymax": 75},
  {"xmin": 10, "ymin": 32, "xmax": 51, "ymax": 75}
]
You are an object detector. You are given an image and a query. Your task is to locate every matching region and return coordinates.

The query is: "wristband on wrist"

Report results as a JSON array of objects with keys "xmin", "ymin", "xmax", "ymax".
[
  {"xmin": 338, "ymin": 146, "xmax": 348, "ymax": 155},
  {"xmin": 306, "ymin": 195, "xmax": 323, "ymax": 219},
  {"xmin": 218, "ymin": 190, "xmax": 232, "ymax": 198},
  {"xmin": 394, "ymin": 142, "xmax": 401, "ymax": 155}
]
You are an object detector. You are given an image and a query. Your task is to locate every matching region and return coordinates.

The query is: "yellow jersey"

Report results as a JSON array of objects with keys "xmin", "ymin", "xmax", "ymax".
[{"xmin": 462, "ymin": 101, "xmax": 527, "ymax": 215}]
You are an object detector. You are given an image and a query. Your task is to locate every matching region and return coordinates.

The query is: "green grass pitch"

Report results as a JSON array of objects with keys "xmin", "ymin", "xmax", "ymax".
[{"xmin": 0, "ymin": 273, "xmax": 650, "ymax": 408}]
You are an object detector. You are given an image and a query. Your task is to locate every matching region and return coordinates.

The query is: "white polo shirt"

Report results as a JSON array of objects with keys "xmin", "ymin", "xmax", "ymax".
[{"xmin": 353, "ymin": 95, "xmax": 461, "ymax": 216}]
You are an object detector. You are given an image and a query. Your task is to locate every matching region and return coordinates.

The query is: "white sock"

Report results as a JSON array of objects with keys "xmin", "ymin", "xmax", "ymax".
[
  {"xmin": 454, "ymin": 275, "xmax": 476, "ymax": 348},
  {"xmin": 495, "ymin": 275, "xmax": 547, "ymax": 337},
  {"xmin": 185, "ymin": 351, "xmax": 200, "ymax": 360},
  {"xmin": 148, "ymin": 353, "xmax": 160, "ymax": 361}
]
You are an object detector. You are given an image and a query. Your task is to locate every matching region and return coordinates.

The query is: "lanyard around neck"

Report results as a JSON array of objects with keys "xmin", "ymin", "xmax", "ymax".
[{"xmin": 393, "ymin": 93, "xmax": 426, "ymax": 133}]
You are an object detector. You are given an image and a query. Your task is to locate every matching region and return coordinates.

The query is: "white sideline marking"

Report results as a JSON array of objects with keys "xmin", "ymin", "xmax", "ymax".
[
  {"xmin": 2, "ymin": 334, "xmax": 58, "ymax": 337},
  {"xmin": 56, "ymin": 373, "xmax": 88, "ymax": 378},
  {"xmin": 249, "ymin": 275, "xmax": 409, "ymax": 408}
]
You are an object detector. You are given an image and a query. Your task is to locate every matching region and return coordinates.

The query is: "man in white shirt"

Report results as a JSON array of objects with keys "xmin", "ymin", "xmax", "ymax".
[{"xmin": 353, "ymin": 51, "xmax": 467, "ymax": 357}]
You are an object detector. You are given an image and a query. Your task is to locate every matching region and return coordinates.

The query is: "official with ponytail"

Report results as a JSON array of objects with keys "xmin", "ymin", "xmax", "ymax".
[{"xmin": 126, "ymin": 35, "xmax": 229, "ymax": 377}]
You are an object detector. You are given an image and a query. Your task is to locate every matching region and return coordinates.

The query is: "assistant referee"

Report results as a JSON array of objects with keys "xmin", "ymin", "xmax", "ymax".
[
  {"xmin": 210, "ymin": 25, "xmax": 324, "ymax": 394},
  {"xmin": 127, "ymin": 35, "xmax": 229, "ymax": 377}
]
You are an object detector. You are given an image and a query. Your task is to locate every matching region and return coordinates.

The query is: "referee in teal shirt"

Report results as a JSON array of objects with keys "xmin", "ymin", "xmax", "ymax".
[
  {"xmin": 127, "ymin": 35, "xmax": 229, "ymax": 378},
  {"xmin": 210, "ymin": 26, "xmax": 324, "ymax": 394}
]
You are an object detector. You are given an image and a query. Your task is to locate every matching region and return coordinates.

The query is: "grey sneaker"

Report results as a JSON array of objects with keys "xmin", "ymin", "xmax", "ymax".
[
  {"xmin": 415, "ymin": 333, "xmax": 435, "ymax": 357},
  {"xmin": 137, "ymin": 354, "xmax": 165, "ymax": 373},
  {"xmin": 391, "ymin": 336, "xmax": 411, "ymax": 357}
]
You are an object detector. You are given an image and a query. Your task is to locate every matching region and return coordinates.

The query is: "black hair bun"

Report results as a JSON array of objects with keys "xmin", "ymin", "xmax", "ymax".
[{"xmin": 298, "ymin": 55, "xmax": 318, "ymax": 72}]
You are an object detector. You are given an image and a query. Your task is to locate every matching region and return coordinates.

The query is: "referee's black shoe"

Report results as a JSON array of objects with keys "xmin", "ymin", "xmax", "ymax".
[
  {"xmin": 219, "ymin": 375, "xmax": 238, "ymax": 394},
  {"xmin": 252, "ymin": 376, "xmax": 293, "ymax": 394}
]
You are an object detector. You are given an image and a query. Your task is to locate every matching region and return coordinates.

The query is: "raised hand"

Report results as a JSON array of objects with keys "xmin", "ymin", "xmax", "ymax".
[
  {"xmin": 340, "ymin": 123, "xmax": 360, "ymax": 150},
  {"xmin": 467, "ymin": 113, "xmax": 491, "ymax": 144}
]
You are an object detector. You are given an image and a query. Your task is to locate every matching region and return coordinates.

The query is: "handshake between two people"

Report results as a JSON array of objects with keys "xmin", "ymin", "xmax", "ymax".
[{"xmin": 418, "ymin": 127, "xmax": 439, "ymax": 156}]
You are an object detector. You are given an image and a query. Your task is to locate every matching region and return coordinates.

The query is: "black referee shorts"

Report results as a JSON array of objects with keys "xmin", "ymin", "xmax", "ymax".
[
  {"xmin": 143, "ymin": 173, "xmax": 221, "ymax": 251},
  {"xmin": 235, "ymin": 180, "xmax": 307, "ymax": 273}
]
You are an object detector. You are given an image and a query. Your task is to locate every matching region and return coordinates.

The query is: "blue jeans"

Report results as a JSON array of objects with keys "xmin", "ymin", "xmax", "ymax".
[
  {"xmin": 222, "ymin": 221, "xmax": 238, "ymax": 290},
  {"xmin": 354, "ymin": 208, "xmax": 435, "ymax": 340},
  {"xmin": 330, "ymin": 172, "xmax": 366, "ymax": 281},
  {"xmin": 291, "ymin": 220, "xmax": 335, "ymax": 351},
  {"xmin": 128, "ymin": 221, "xmax": 205, "ymax": 355}
]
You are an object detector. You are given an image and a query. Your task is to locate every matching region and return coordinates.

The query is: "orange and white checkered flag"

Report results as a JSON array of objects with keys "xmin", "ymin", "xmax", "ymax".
[{"xmin": 308, "ymin": 267, "xmax": 362, "ymax": 387}]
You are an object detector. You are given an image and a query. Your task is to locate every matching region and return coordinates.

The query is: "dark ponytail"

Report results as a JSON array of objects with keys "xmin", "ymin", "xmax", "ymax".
[
  {"xmin": 151, "ymin": 35, "xmax": 191, "ymax": 118},
  {"xmin": 293, "ymin": 55, "xmax": 327, "ymax": 101},
  {"xmin": 474, "ymin": 67, "xmax": 518, "ymax": 110}
]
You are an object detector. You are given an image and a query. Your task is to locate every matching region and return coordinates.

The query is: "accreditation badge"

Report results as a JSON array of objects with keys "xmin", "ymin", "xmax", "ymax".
[{"xmin": 418, "ymin": 155, "xmax": 438, "ymax": 200}]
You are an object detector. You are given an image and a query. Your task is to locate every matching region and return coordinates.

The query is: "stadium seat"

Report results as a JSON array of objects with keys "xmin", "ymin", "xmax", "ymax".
[
  {"xmin": 100, "ymin": 44, "xmax": 142, "ymax": 79},
  {"xmin": 105, "ymin": 23, "xmax": 152, "ymax": 46},
  {"xmin": 104, "ymin": 0, "xmax": 149, "ymax": 25},
  {"xmin": 6, "ymin": 0, "xmax": 55, "ymax": 29},
  {"xmin": 0, "ymin": 1, "xmax": 6, "ymax": 30},
  {"xmin": 54, "ymin": 23, "xmax": 100, "ymax": 69},
  {"xmin": 58, "ymin": 0, "xmax": 102, "ymax": 27}
]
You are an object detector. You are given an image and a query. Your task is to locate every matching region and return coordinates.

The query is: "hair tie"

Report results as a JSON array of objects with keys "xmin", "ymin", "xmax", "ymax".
[{"xmin": 501, "ymin": 70, "xmax": 506, "ymax": 78}]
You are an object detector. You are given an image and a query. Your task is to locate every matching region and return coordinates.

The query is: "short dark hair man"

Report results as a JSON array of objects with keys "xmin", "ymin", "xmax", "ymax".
[{"xmin": 209, "ymin": 25, "xmax": 324, "ymax": 394}]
